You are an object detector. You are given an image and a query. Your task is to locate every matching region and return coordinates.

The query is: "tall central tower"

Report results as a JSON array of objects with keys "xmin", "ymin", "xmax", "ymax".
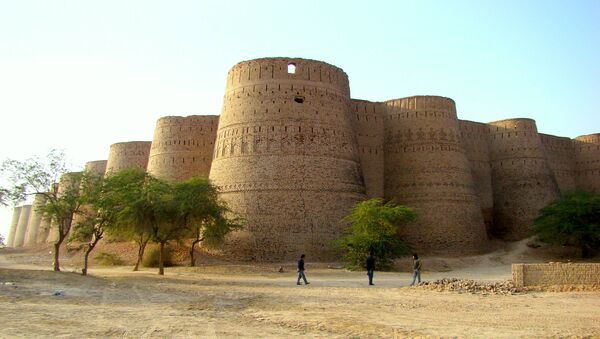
[{"xmin": 209, "ymin": 58, "xmax": 366, "ymax": 260}]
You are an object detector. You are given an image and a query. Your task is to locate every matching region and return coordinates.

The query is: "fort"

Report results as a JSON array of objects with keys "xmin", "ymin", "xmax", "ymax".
[{"xmin": 5, "ymin": 57, "xmax": 600, "ymax": 261}]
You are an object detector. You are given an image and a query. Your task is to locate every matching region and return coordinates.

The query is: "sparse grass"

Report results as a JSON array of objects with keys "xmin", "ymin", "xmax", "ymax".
[
  {"xmin": 142, "ymin": 246, "xmax": 174, "ymax": 268},
  {"xmin": 94, "ymin": 252, "xmax": 124, "ymax": 266}
]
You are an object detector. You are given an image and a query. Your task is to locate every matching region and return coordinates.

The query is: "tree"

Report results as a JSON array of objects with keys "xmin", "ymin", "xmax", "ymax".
[
  {"xmin": 1, "ymin": 150, "xmax": 83, "ymax": 271},
  {"xmin": 533, "ymin": 191, "xmax": 600, "ymax": 258},
  {"xmin": 337, "ymin": 198, "xmax": 416, "ymax": 269},
  {"xmin": 172, "ymin": 177, "xmax": 243, "ymax": 267},
  {"xmin": 69, "ymin": 171, "xmax": 116, "ymax": 275},
  {"xmin": 102, "ymin": 169, "xmax": 154, "ymax": 271}
]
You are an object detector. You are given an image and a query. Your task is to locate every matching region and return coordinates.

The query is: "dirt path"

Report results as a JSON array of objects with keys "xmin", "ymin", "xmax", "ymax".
[{"xmin": 1, "ymin": 249, "xmax": 600, "ymax": 338}]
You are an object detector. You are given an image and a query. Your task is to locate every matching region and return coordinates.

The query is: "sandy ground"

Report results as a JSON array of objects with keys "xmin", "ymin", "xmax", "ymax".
[{"xmin": 1, "ymin": 244, "xmax": 599, "ymax": 338}]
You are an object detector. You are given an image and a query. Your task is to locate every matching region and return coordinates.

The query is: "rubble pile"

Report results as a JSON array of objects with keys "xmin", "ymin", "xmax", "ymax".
[{"xmin": 415, "ymin": 278, "xmax": 524, "ymax": 295}]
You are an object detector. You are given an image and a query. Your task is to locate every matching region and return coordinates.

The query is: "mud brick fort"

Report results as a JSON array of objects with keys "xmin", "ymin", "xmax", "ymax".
[{"xmin": 6, "ymin": 57, "xmax": 600, "ymax": 261}]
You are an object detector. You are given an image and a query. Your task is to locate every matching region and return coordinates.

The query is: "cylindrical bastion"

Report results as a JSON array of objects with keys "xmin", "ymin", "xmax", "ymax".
[
  {"xmin": 487, "ymin": 118, "xmax": 560, "ymax": 240},
  {"xmin": 574, "ymin": 133, "xmax": 600, "ymax": 193},
  {"xmin": 209, "ymin": 57, "xmax": 366, "ymax": 260},
  {"xmin": 148, "ymin": 115, "xmax": 219, "ymax": 181},
  {"xmin": 383, "ymin": 96, "xmax": 488, "ymax": 253},
  {"xmin": 24, "ymin": 194, "xmax": 47, "ymax": 246},
  {"xmin": 105, "ymin": 141, "xmax": 151, "ymax": 174},
  {"xmin": 6, "ymin": 206, "xmax": 22, "ymax": 247},
  {"xmin": 13, "ymin": 204, "xmax": 32, "ymax": 247}
]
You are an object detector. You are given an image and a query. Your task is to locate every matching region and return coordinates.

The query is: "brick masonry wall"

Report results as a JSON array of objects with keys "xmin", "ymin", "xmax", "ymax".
[
  {"xmin": 512, "ymin": 263, "xmax": 600, "ymax": 287},
  {"xmin": 148, "ymin": 115, "xmax": 218, "ymax": 181},
  {"xmin": 539, "ymin": 133, "xmax": 577, "ymax": 193},
  {"xmin": 383, "ymin": 96, "xmax": 488, "ymax": 253},
  {"xmin": 23, "ymin": 194, "xmax": 47, "ymax": 246},
  {"xmin": 209, "ymin": 57, "xmax": 366, "ymax": 261},
  {"xmin": 6, "ymin": 206, "xmax": 22, "ymax": 247},
  {"xmin": 574, "ymin": 134, "xmax": 600, "ymax": 193},
  {"xmin": 350, "ymin": 99, "xmax": 385, "ymax": 198},
  {"xmin": 105, "ymin": 141, "xmax": 151, "ymax": 174},
  {"xmin": 13, "ymin": 205, "xmax": 31, "ymax": 248},
  {"xmin": 487, "ymin": 119, "xmax": 560, "ymax": 240},
  {"xmin": 459, "ymin": 119, "xmax": 494, "ymax": 234}
]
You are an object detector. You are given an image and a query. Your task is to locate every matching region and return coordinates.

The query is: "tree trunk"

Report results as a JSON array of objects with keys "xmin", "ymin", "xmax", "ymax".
[
  {"xmin": 158, "ymin": 241, "xmax": 165, "ymax": 275},
  {"xmin": 133, "ymin": 236, "xmax": 149, "ymax": 272},
  {"xmin": 82, "ymin": 234, "xmax": 102, "ymax": 276},
  {"xmin": 189, "ymin": 238, "xmax": 202, "ymax": 267},
  {"xmin": 53, "ymin": 241, "xmax": 61, "ymax": 272}
]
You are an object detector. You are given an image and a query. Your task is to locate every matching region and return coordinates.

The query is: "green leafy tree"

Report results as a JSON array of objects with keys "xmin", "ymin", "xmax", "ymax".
[
  {"xmin": 1, "ymin": 150, "xmax": 84, "ymax": 271},
  {"xmin": 337, "ymin": 198, "xmax": 416, "ymax": 269},
  {"xmin": 533, "ymin": 191, "xmax": 600, "ymax": 258},
  {"xmin": 172, "ymin": 177, "xmax": 243, "ymax": 266},
  {"xmin": 102, "ymin": 169, "xmax": 154, "ymax": 271},
  {"xmin": 69, "ymin": 171, "xmax": 118, "ymax": 275}
]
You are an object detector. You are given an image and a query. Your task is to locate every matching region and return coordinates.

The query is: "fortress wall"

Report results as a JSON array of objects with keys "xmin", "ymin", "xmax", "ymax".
[
  {"xmin": 85, "ymin": 160, "xmax": 108, "ymax": 175},
  {"xmin": 148, "ymin": 115, "xmax": 219, "ymax": 181},
  {"xmin": 24, "ymin": 194, "xmax": 47, "ymax": 246},
  {"xmin": 539, "ymin": 133, "xmax": 577, "ymax": 193},
  {"xmin": 459, "ymin": 119, "xmax": 494, "ymax": 233},
  {"xmin": 13, "ymin": 205, "xmax": 32, "ymax": 247},
  {"xmin": 6, "ymin": 206, "xmax": 22, "ymax": 247},
  {"xmin": 209, "ymin": 57, "xmax": 366, "ymax": 260},
  {"xmin": 350, "ymin": 99, "xmax": 385, "ymax": 198},
  {"xmin": 36, "ymin": 212, "xmax": 51, "ymax": 244},
  {"xmin": 105, "ymin": 141, "xmax": 152, "ymax": 174},
  {"xmin": 487, "ymin": 119, "xmax": 560, "ymax": 240},
  {"xmin": 383, "ymin": 96, "xmax": 488, "ymax": 253},
  {"xmin": 574, "ymin": 133, "xmax": 600, "ymax": 193}
]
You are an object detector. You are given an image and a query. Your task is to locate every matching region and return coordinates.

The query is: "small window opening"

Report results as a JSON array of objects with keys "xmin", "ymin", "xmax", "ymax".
[
  {"xmin": 287, "ymin": 63, "xmax": 296, "ymax": 74},
  {"xmin": 294, "ymin": 96, "xmax": 305, "ymax": 104}
]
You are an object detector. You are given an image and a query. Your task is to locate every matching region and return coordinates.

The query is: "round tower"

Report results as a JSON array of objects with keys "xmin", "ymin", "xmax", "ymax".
[
  {"xmin": 459, "ymin": 120, "xmax": 494, "ymax": 234},
  {"xmin": 209, "ymin": 57, "xmax": 366, "ymax": 260},
  {"xmin": 147, "ymin": 115, "xmax": 219, "ymax": 181},
  {"xmin": 13, "ymin": 204, "xmax": 32, "ymax": 247},
  {"xmin": 85, "ymin": 160, "xmax": 108, "ymax": 175},
  {"xmin": 24, "ymin": 194, "xmax": 47, "ymax": 246},
  {"xmin": 488, "ymin": 118, "xmax": 560, "ymax": 240},
  {"xmin": 350, "ymin": 99, "xmax": 385, "ymax": 198},
  {"xmin": 105, "ymin": 141, "xmax": 151, "ymax": 174},
  {"xmin": 6, "ymin": 206, "xmax": 22, "ymax": 247},
  {"xmin": 384, "ymin": 96, "xmax": 488, "ymax": 253},
  {"xmin": 574, "ymin": 133, "xmax": 600, "ymax": 193}
]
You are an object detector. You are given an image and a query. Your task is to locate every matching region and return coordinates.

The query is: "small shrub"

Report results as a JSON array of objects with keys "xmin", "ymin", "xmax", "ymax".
[
  {"xmin": 94, "ymin": 252, "xmax": 124, "ymax": 266},
  {"xmin": 142, "ymin": 246, "xmax": 174, "ymax": 268}
]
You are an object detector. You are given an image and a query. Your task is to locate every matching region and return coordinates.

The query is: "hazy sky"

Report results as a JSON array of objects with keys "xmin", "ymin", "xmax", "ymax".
[{"xmin": 1, "ymin": 0, "xmax": 599, "ymax": 239}]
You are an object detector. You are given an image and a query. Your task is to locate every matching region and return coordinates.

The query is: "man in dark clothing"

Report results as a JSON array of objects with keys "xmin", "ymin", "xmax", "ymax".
[
  {"xmin": 297, "ymin": 254, "xmax": 309, "ymax": 285},
  {"xmin": 410, "ymin": 253, "xmax": 422, "ymax": 286},
  {"xmin": 366, "ymin": 250, "xmax": 375, "ymax": 285}
]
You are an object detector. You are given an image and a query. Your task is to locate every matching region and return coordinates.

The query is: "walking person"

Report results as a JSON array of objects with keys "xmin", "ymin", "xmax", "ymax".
[
  {"xmin": 366, "ymin": 250, "xmax": 375, "ymax": 286},
  {"xmin": 297, "ymin": 254, "xmax": 309, "ymax": 285},
  {"xmin": 410, "ymin": 253, "xmax": 422, "ymax": 286}
]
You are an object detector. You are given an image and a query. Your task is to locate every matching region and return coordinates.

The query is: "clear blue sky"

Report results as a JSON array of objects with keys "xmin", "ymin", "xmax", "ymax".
[{"xmin": 0, "ymin": 0, "xmax": 599, "ymax": 238}]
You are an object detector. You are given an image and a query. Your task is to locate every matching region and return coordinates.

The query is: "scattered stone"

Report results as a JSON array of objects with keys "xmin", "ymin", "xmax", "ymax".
[
  {"xmin": 278, "ymin": 266, "xmax": 285, "ymax": 273},
  {"xmin": 413, "ymin": 278, "xmax": 524, "ymax": 295},
  {"xmin": 53, "ymin": 290, "xmax": 65, "ymax": 296}
]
